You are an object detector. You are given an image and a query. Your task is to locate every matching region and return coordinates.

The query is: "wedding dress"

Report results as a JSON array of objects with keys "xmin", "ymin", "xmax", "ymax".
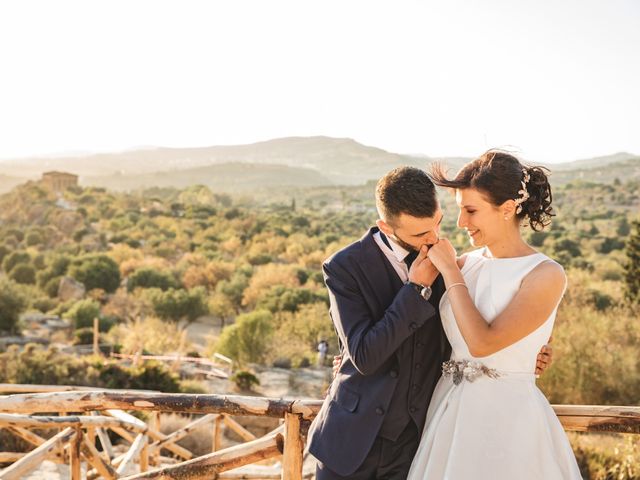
[{"xmin": 407, "ymin": 248, "xmax": 582, "ymax": 479}]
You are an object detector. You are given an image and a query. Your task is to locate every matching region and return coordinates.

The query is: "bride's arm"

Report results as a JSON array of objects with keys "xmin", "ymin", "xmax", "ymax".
[{"xmin": 428, "ymin": 239, "xmax": 566, "ymax": 357}]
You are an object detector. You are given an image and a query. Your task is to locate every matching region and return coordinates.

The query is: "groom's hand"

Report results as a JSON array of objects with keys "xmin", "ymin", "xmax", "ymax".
[
  {"xmin": 409, "ymin": 245, "xmax": 439, "ymax": 287},
  {"xmin": 535, "ymin": 337, "xmax": 553, "ymax": 376}
]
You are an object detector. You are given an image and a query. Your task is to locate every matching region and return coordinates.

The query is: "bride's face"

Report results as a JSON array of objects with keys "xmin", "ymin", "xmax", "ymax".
[{"xmin": 455, "ymin": 188, "xmax": 504, "ymax": 247}]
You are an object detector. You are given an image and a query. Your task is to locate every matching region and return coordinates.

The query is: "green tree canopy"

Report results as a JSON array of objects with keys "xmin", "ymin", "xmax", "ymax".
[
  {"xmin": 146, "ymin": 287, "xmax": 209, "ymax": 324},
  {"xmin": 0, "ymin": 279, "xmax": 28, "ymax": 333},
  {"xmin": 127, "ymin": 267, "xmax": 178, "ymax": 292},
  {"xmin": 624, "ymin": 220, "xmax": 640, "ymax": 304},
  {"xmin": 69, "ymin": 254, "xmax": 121, "ymax": 293}
]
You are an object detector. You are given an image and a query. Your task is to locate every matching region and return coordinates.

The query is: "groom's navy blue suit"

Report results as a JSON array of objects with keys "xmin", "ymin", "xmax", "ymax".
[{"xmin": 307, "ymin": 227, "xmax": 451, "ymax": 478}]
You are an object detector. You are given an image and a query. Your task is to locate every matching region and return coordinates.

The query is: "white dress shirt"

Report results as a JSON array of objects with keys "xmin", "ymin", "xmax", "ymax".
[{"xmin": 373, "ymin": 231, "xmax": 411, "ymax": 283}]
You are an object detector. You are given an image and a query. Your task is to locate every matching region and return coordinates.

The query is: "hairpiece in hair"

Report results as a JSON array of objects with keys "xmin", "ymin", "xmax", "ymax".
[{"xmin": 514, "ymin": 168, "xmax": 530, "ymax": 214}]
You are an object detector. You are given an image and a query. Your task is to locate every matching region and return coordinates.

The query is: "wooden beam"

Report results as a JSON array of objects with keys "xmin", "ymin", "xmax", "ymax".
[
  {"xmin": 222, "ymin": 415, "xmax": 257, "ymax": 442},
  {"xmin": 140, "ymin": 439, "xmax": 150, "ymax": 473},
  {"xmin": 6, "ymin": 426, "xmax": 46, "ymax": 447},
  {"xmin": 0, "ymin": 391, "xmax": 323, "ymax": 419},
  {"xmin": 0, "ymin": 453, "xmax": 25, "ymax": 463},
  {"xmin": 117, "ymin": 433, "xmax": 148, "ymax": 476},
  {"xmin": 70, "ymin": 428, "xmax": 82, "ymax": 480},
  {"xmin": 281, "ymin": 413, "xmax": 303, "ymax": 480},
  {"xmin": 0, "ymin": 427, "xmax": 74, "ymax": 480},
  {"xmin": 214, "ymin": 415, "xmax": 223, "ymax": 452},
  {"xmin": 150, "ymin": 414, "xmax": 217, "ymax": 452},
  {"xmin": 81, "ymin": 436, "xmax": 117, "ymax": 480},
  {"xmin": 0, "ymin": 413, "xmax": 146, "ymax": 432},
  {"xmin": 121, "ymin": 431, "xmax": 285, "ymax": 480}
]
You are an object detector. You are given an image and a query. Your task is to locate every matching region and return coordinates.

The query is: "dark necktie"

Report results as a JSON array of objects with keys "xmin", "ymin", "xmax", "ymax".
[
  {"xmin": 380, "ymin": 232, "xmax": 418, "ymax": 269},
  {"xmin": 403, "ymin": 250, "xmax": 419, "ymax": 269}
]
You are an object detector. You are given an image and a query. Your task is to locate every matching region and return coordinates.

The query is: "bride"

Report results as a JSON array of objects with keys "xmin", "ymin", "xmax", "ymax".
[{"xmin": 407, "ymin": 151, "xmax": 582, "ymax": 479}]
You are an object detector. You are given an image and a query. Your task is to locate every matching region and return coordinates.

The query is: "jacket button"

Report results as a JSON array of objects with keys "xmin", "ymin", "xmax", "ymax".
[
  {"xmin": 412, "ymin": 384, "xmax": 419, "ymax": 391},
  {"xmin": 409, "ymin": 323, "xmax": 418, "ymax": 331},
  {"xmin": 375, "ymin": 407, "xmax": 384, "ymax": 415},
  {"xmin": 416, "ymin": 342, "xmax": 424, "ymax": 348},
  {"xmin": 415, "ymin": 363, "xmax": 422, "ymax": 369},
  {"xmin": 390, "ymin": 370, "xmax": 398, "ymax": 378},
  {"xmin": 409, "ymin": 406, "xmax": 417, "ymax": 413}
]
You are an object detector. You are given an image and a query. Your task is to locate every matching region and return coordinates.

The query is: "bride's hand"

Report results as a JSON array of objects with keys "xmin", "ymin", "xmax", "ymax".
[{"xmin": 427, "ymin": 238, "xmax": 458, "ymax": 274}]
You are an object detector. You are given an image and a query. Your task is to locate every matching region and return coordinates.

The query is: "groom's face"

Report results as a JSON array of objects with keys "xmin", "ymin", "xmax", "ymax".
[{"xmin": 378, "ymin": 207, "xmax": 444, "ymax": 253}]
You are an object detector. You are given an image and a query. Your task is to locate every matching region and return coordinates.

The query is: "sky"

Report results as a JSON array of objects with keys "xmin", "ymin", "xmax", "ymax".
[{"xmin": 0, "ymin": 0, "xmax": 638, "ymax": 163}]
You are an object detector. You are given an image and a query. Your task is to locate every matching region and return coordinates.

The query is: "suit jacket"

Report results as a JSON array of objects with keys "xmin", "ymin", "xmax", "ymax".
[{"xmin": 307, "ymin": 227, "xmax": 450, "ymax": 476}]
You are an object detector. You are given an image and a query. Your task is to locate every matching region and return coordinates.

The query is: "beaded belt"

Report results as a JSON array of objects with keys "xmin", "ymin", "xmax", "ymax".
[{"xmin": 442, "ymin": 359, "xmax": 501, "ymax": 385}]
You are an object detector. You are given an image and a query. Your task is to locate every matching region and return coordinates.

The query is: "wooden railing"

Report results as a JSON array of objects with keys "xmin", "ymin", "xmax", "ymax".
[{"xmin": 0, "ymin": 385, "xmax": 639, "ymax": 479}]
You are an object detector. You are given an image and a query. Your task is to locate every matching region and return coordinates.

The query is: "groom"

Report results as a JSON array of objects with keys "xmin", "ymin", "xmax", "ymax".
[{"xmin": 306, "ymin": 166, "xmax": 552, "ymax": 479}]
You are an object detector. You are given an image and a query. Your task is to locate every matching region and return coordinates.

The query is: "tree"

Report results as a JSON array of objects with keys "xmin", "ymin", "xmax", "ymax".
[
  {"xmin": 2, "ymin": 251, "xmax": 30, "ymax": 273},
  {"xmin": 66, "ymin": 299, "xmax": 101, "ymax": 329},
  {"xmin": 214, "ymin": 310, "xmax": 274, "ymax": 365},
  {"xmin": 0, "ymin": 279, "xmax": 28, "ymax": 333},
  {"xmin": 69, "ymin": 254, "xmax": 121, "ymax": 293},
  {"xmin": 256, "ymin": 286, "xmax": 327, "ymax": 313},
  {"xmin": 9, "ymin": 264, "xmax": 36, "ymax": 284},
  {"xmin": 127, "ymin": 267, "xmax": 177, "ymax": 292},
  {"xmin": 624, "ymin": 220, "xmax": 640, "ymax": 304},
  {"xmin": 146, "ymin": 287, "xmax": 209, "ymax": 325}
]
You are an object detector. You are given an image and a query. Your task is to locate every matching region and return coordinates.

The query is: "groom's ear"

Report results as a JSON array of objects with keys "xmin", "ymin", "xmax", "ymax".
[{"xmin": 376, "ymin": 219, "xmax": 394, "ymax": 236}]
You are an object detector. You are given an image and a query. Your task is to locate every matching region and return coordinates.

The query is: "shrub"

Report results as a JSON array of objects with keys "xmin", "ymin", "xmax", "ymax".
[
  {"xmin": 0, "ymin": 245, "xmax": 9, "ymax": 263},
  {"xmin": 230, "ymin": 370, "xmax": 260, "ymax": 391},
  {"xmin": 65, "ymin": 299, "xmax": 113, "ymax": 330},
  {"xmin": 25, "ymin": 231, "xmax": 43, "ymax": 246},
  {"xmin": 31, "ymin": 297, "xmax": 58, "ymax": 313},
  {"xmin": 73, "ymin": 327, "xmax": 95, "ymax": 345},
  {"xmin": 9, "ymin": 264, "xmax": 36, "ymax": 284},
  {"xmin": 215, "ymin": 310, "xmax": 274, "ymax": 365},
  {"xmin": 106, "ymin": 317, "xmax": 189, "ymax": 355},
  {"xmin": 2, "ymin": 251, "xmax": 31, "ymax": 273}
]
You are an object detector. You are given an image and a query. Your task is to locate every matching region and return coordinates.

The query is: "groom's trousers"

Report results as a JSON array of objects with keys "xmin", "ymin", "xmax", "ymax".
[{"xmin": 315, "ymin": 422, "xmax": 420, "ymax": 480}]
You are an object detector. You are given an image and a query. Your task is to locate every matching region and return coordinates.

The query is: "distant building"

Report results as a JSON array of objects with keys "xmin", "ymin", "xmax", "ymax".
[{"xmin": 41, "ymin": 171, "xmax": 78, "ymax": 192}]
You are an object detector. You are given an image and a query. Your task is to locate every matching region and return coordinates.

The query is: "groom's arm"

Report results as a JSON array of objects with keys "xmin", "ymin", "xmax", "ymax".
[
  {"xmin": 323, "ymin": 256, "xmax": 437, "ymax": 376},
  {"xmin": 535, "ymin": 339, "xmax": 553, "ymax": 375}
]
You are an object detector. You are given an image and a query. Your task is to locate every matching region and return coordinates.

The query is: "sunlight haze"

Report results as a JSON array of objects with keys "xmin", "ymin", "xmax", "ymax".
[{"xmin": 0, "ymin": 0, "xmax": 638, "ymax": 163}]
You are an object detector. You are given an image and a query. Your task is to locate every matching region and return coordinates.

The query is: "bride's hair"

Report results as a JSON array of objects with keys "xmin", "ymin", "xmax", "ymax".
[{"xmin": 429, "ymin": 149, "xmax": 555, "ymax": 231}]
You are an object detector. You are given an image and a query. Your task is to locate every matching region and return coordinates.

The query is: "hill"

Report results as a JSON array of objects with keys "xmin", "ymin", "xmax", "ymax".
[
  {"xmin": 82, "ymin": 162, "xmax": 335, "ymax": 192},
  {"xmin": 0, "ymin": 137, "xmax": 638, "ymax": 191}
]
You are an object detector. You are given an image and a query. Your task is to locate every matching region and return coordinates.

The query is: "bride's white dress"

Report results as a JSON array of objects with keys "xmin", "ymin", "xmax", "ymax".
[{"xmin": 407, "ymin": 248, "xmax": 582, "ymax": 479}]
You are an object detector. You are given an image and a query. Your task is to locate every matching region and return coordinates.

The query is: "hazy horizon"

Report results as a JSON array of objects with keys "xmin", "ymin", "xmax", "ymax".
[{"xmin": 0, "ymin": 136, "xmax": 637, "ymax": 167}]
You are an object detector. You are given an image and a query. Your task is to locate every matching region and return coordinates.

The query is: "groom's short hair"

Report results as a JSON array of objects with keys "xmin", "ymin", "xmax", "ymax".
[{"xmin": 375, "ymin": 166, "xmax": 438, "ymax": 225}]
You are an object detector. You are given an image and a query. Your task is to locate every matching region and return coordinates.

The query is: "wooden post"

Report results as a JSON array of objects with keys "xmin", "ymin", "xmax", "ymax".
[
  {"xmin": 93, "ymin": 317, "xmax": 100, "ymax": 356},
  {"xmin": 281, "ymin": 413, "xmax": 303, "ymax": 480},
  {"xmin": 140, "ymin": 435, "xmax": 149, "ymax": 473},
  {"xmin": 70, "ymin": 427, "xmax": 82, "ymax": 480},
  {"xmin": 213, "ymin": 415, "xmax": 222, "ymax": 452},
  {"xmin": 149, "ymin": 411, "xmax": 161, "ymax": 465}
]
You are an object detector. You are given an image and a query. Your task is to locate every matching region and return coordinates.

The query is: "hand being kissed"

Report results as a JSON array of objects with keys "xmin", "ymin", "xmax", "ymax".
[
  {"xmin": 408, "ymin": 244, "xmax": 440, "ymax": 287},
  {"xmin": 426, "ymin": 238, "xmax": 458, "ymax": 274}
]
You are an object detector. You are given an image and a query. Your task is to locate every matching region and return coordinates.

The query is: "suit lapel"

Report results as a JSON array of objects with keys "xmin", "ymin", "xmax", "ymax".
[{"xmin": 354, "ymin": 227, "xmax": 405, "ymax": 318}]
